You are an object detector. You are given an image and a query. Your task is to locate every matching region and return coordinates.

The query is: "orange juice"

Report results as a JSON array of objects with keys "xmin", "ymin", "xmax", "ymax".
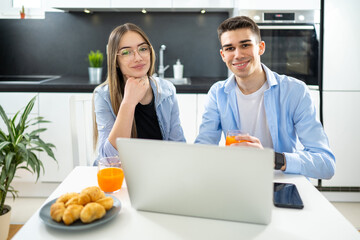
[
  {"xmin": 97, "ymin": 167, "xmax": 124, "ymax": 193},
  {"xmin": 225, "ymin": 136, "xmax": 250, "ymax": 146}
]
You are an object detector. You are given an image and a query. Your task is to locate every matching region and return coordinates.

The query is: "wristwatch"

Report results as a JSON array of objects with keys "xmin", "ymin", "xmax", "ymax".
[{"xmin": 275, "ymin": 152, "xmax": 285, "ymax": 170}]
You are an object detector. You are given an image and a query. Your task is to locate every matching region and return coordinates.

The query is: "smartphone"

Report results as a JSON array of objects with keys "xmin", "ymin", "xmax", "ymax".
[{"xmin": 273, "ymin": 182, "xmax": 304, "ymax": 209}]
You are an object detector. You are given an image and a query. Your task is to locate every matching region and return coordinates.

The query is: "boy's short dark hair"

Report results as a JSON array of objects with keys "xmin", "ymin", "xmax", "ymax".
[{"xmin": 217, "ymin": 16, "xmax": 261, "ymax": 44}]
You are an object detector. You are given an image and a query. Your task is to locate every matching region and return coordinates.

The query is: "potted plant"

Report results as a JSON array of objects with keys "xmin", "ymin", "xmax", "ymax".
[
  {"xmin": 20, "ymin": 5, "xmax": 25, "ymax": 19},
  {"xmin": 0, "ymin": 96, "xmax": 56, "ymax": 240},
  {"xmin": 88, "ymin": 50, "xmax": 104, "ymax": 84}
]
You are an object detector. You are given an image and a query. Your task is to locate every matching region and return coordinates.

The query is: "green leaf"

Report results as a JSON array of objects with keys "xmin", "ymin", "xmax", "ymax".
[
  {"xmin": 29, "ymin": 128, "xmax": 47, "ymax": 137},
  {"xmin": 0, "ymin": 104, "xmax": 15, "ymax": 142},
  {"xmin": 88, "ymin": 50, "xmax": 104, "ymax": 67},
  {"xmin": 14, "ymin": 135, "xmax": 23, "ymax": 145},
  {"xmin": 5, "ymin": 152, "xmax": 15, "ymax": 173},
  {"xmin": 9, "ymin": 121, "xmax": 17, "ymax": 142},
  {"xmin": 12, "ymin": 110, "xmax": 21, "ymax": 134},
  {"xmin": 0, "ymin": 169, "xmax": 6, "ymax": 186},
  {"xmin": 28, "ymin": 152, "xmax": 43, "ymax": 180},
  {"xmin": 31, "ymin": 140, "xmax": 56, "ymax": 161},
  {"xmin": 18, "ymin": 166, "xmax": 31, "ymax": 172},
  {"xmin": 23, "ymin": 133, "xmax": 30, "ymax": 142},
  {"xmin": 0, "ymin": 141, "xmax": 11, "ymax": 151},
  {"xmin": 19, "ymin": 96, "xmax": 36, "ymax": 133},
  {"xmin": 7, "ymin": 163, "xmax": 17, "ymax": 185},
  {"xmin": 0, "ymin": 129, "xmax": 8, "ymax": 141}
]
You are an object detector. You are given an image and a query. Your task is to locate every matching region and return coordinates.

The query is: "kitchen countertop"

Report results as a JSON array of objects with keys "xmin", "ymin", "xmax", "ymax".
[{"xmin": 0, "ymin": 75, "xmax": 225, "ymax": 94}]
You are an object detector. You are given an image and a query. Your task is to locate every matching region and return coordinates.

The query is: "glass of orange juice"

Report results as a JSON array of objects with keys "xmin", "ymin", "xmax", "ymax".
[
  {"xmin": 226, "ymin": 130, "xmax": 250, "ymax": 146},
  {"xmin": 97, "ymin": 156, "xmax": 124, "ymax": 193}
]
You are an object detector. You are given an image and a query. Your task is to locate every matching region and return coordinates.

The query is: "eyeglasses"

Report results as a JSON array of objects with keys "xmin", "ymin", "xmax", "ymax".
[{"xmin": 117, "ymin": 44, "xmax": 151, "ymax": 59}]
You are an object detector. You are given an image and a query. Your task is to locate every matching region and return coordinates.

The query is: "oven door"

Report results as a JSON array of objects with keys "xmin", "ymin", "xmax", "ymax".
[{"xmin": 259, "ymin": 25, "xmax": 320, "ymax": 86}]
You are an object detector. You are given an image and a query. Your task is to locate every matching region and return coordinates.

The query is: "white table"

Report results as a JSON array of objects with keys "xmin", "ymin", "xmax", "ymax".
[{"xmin": 13, "ymin": 167, "xmax": 360, "ymax": 239}]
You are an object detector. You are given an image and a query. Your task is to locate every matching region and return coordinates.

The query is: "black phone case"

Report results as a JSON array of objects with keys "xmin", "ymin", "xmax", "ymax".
[{"xmin": 273, "ymin": 182, "xmax": 304, "ymax": 209}]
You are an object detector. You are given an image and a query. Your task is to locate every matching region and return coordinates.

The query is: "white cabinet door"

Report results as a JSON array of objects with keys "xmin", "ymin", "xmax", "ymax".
[
  {"xmin": 323, "ymin": 0, "xmax": 360, "ymax": 91},
  {"xmin": 309, "ymin": 87, "xmax": 320, "ymax": 122},
  {"xmin": 38, "ymin": 93, "xmax": 93, "ymax": 182},
  {"xmin": 322, "ymin": 91, "xmax": 360, "ymax": 187},
  {"xmin": 172, "ymin": 0, "xmax": 233, "ymax": 8},
  {"xmin": 235, "ymin": 0, "xmax": 320, "ymax": 10},
  {"xmin": 0, "ymin": 92, "xmax": 39, "ymax": 114},
  {"xmin": 177, "ymin": 94, "xmax": 197, "ymax": 143},
  {"xmin": 196, "ymin": 94, "xmax": 207, "ymax": 135},
  {"xmin": 0, "ymin": 0, "xmax": 45, "ymax": 19},
  {"xmin": 111, "ymin": 0, "xmax": 171, "ymax": 8},
  {"xmin": 47, "ymin": 0, "xmax": 110, "ymax": 8}
]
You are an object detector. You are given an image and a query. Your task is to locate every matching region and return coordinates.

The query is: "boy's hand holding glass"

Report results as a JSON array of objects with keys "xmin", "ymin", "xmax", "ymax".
[{"xmin": 226, "ymin": 130, "xmax": 251, "ymax": 146}]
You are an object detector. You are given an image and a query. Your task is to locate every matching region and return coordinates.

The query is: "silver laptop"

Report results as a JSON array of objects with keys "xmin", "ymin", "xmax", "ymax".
[{"xmin": 116, "ymin": 138, "xmax": 274, "ymax": 225}]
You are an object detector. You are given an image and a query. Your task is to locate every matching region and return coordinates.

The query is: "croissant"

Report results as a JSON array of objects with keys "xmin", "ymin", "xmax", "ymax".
[
  {"xmin": 62, "ymin": 204, "xmax": 84, "ymax": 225},
  {"xmin": 78, "ymin": 193, "xmax": 91, "ymax": 205},
  {"xmin": 80, "ymin": 202, "xmax": 106, "ymax": 223},
  {"xmin": 50, "ymin": 202, "xmax": 66, "ymax": 222},
  {"xmin": 64, "ymin": 196, "xmax": 80, "ymax": 207},
  {"xmin": 56, "ymin": 192, "xmax": 79, "ymax": 204},
  {"xmin": 96, "ymin": 196, "xmax": 114, "ymax": 210},
  {"xmin": 78, "ymin": 186, "xmax": 104, "ymax": 204}
]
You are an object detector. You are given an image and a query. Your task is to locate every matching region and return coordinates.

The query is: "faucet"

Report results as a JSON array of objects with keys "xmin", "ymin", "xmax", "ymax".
[{"xmin": 158, "ymin": 45, "xmax": 169, "ymax": 78}]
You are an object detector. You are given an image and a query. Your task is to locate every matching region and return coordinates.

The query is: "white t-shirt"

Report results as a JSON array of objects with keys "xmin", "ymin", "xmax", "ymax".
[{"xmin": 235, "ymin": 81, "xmax": 273, "ymax": 148}]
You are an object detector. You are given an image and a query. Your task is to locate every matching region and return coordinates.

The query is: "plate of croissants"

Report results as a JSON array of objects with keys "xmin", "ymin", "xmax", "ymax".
[{"xmin": 39, "ymin": 186, "xmax": 121, "ymax": 230}]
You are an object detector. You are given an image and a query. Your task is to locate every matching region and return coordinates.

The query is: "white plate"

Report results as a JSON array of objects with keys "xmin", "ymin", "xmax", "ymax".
[{"xmin": 39, "ymin": 195, "xmax": 121, "ymax": 230}]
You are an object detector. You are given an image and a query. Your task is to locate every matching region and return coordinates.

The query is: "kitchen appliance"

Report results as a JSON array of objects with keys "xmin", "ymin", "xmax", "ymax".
[{"xmin": 239, "ymin": 10, "xmax": 320, "ymax": 86}]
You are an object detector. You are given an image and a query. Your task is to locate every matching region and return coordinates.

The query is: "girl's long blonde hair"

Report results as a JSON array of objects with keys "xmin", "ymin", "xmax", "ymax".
[{"xmin": 93, "ymin": 23, "xmax": 156, "ymax": 149}]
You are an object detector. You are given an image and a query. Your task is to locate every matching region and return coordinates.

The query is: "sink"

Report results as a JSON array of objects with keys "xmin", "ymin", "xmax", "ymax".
[
  {"xmin": 165, "ymin": 78, "xmax": 191, "ymax": 85},
  {"xmin": 0, "ymin": 75, "xmax": 60, "ymax": 84}
]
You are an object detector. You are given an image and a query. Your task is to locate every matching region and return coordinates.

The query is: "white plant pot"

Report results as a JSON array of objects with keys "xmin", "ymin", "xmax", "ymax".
[
  {"xmin": 0, "ymin": 205, "xmax": 11, "ymax": 240},
  {"xmin": 88, "ymin": 67, "xmax": 103, "ymax": 84}
]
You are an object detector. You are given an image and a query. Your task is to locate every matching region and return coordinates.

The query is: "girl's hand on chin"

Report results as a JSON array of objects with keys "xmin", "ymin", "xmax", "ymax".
[{"xmin": 122, "ymin": 75, "xmax": 149, "ymax": 106}]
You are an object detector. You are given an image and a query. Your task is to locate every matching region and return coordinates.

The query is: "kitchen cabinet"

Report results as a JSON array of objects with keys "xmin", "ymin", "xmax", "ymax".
[
  {"xmin": 309, "ymin": 87, "xmax": 320, "ymax": 122},
  {"xmin": 0, "ymin": 92, "xmax": 39, "ymax": 114},
  {"xmin": 47, "ymin": 0, "xmax": 232, "ymax": 11},
  {"xmin": 46, "ymin": 0, "xmax": 110, "ymax": 9},
  {"xmin": 177, "ymin": 94, "xmax": 197, "ymax": 143},
  {"xmin": 234, "ymin": 0, "xmax": 320, "ymax": 10},
  {"xmin": 321, "ymin": 0, "xmax": 360, "ymax": 190},
  {"xmin": 172, "ymin": 0, "xmax": 233, "ymax": 9},
  {"xmin": 323, "ymin": 0, "xmax": 360, "ymax": 91},
  {"xmin": 111, "ymin": 0, "xmax": 171, "ymax": 8},
  {"xmin": 0, "ymin": 0, "xmax": 44, "ymax": 19},
  {"xmin": 38, "ymin": 93, "xmax": 92, "ymax": 182},
  {"xmin": 177, "ymin": 93, "xmax": 225, "ymax": 145},
  {"xmin": 322, "ymin": 92, "xmax": 360, "ymax": 187}
]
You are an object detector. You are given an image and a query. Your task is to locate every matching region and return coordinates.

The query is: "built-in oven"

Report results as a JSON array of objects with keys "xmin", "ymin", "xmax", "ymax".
[{"xmin": 239, "ymin": 10, "xmax": 320, "ymax": 86}]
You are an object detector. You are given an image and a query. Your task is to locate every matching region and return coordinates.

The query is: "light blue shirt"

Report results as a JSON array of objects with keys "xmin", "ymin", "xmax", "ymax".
[
  {"xmin": 195, "ymin": 64, "xmax": 335, "ymax": 179},
  {"xmin": 94, "ymin": 77, "xmax": 186, "ymax": 162}
]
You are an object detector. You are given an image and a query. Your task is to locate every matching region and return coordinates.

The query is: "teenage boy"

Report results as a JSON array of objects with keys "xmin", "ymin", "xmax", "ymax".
[{"xmin": 195, "ymin": 16, "xmax": 335, "ymax": 179}]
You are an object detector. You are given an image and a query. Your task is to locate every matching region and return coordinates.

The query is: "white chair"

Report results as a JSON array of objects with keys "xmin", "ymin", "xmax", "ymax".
[{"xmin": 69, "ymin": 94, "xmax": 97, "ymax": 167}]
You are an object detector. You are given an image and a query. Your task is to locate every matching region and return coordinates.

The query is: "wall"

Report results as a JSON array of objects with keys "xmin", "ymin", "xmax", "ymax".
[{"xmin": 0, "ymin": 11, "xmax": 228, "ymax": 78}]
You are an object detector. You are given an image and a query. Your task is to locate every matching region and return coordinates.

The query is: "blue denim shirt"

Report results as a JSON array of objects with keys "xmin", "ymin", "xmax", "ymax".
[
  {"xmin": 94, "ymin": 77, "xmax": 186, "ymax": 163},
  {"xmin": 195, "ymin": 64, "xmax": 335, "ymax": 179}
]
